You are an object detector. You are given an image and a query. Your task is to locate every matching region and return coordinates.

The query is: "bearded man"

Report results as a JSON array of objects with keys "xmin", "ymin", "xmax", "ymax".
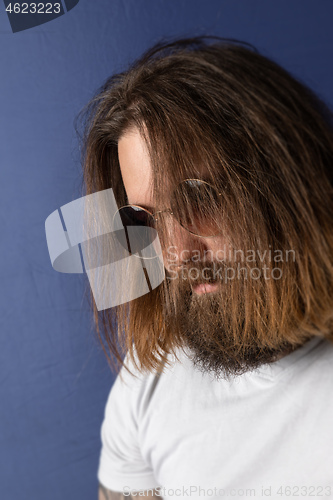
[{"xmin": 80, "ymin": 37, "xmax": 333, "ymax": 499}]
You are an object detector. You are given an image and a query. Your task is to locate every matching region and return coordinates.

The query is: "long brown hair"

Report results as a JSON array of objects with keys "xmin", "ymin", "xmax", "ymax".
[{"xmin": 78, "ymin": 36, "xmax": 333, "ymax": 376}]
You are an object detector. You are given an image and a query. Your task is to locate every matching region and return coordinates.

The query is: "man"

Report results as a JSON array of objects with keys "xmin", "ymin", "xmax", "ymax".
[{"xmin": 80, "ymin": 37, "xmax": 333, "ymax": 499}]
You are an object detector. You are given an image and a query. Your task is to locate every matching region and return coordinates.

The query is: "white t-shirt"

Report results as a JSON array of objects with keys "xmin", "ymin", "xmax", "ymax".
[{"xmin": 97, "ymin": 336, "xmax": 333, "ymax": 499}]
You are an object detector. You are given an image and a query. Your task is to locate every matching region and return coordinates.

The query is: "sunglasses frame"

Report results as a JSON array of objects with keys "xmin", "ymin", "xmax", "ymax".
[{"xmin": 114, "ymin": 179, "xmax": 223, "ymax": 239}]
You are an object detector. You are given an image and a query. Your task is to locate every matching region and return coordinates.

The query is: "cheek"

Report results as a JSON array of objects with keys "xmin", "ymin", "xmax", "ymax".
[{"xmin": 162, "ymin": 246, "xmax": 179, "ymax": 274}]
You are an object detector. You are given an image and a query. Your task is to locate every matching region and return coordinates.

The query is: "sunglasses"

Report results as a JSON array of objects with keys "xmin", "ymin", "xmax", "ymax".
[{"xmin": 112, "ymin": 179, "xmax": 222, "ymax": 259}]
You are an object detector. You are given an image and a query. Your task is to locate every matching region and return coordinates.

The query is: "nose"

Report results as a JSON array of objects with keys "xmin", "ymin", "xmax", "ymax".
[{"xmin": 161, "ymin": 214, "xmax": 210, "ymax": 271}]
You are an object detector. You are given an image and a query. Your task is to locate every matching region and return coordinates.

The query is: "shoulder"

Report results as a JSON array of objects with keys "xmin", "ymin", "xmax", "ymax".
[
  {"xmin": 104, "ymin": 346, "xmax": 185, "ymax": 423},
  {"xmin": 98, "ymin": 347, "xmax": 185, "ymax": 493}
]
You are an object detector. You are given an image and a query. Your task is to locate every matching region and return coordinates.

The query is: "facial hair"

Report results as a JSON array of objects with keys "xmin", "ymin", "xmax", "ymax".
[{"xmin": 164, "ymin": 260, "xmax": 300, "ymax": 381}]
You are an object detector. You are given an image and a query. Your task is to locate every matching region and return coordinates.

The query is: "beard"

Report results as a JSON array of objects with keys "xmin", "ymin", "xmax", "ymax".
[{"xmin": 164, "ymin": 260, "xmax": 300, "ymax": 381}]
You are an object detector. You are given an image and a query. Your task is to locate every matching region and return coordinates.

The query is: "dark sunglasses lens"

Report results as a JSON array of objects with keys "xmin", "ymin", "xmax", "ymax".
[
  {"xmin": 115, "ymin": 206, "xmax": 157, "ymax": 256},
  {"xmin": 171, "ymin": 180, "xmax": 222, "ymax": 236},
  {"xmin": 119, "ymin": 205, "xmax": 153, "ymax": 227}
]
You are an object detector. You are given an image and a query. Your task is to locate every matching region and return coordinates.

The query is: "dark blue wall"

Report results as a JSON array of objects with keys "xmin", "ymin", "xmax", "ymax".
[{"xmin": 1, "ymin": 1, "xmax": 332, "ymax": 499}]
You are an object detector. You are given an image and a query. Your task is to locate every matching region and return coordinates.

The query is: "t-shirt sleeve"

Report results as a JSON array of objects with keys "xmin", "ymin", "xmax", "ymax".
[{"xmin": 97, "ymin": 355, "xmax": 160, "ymax": 493}]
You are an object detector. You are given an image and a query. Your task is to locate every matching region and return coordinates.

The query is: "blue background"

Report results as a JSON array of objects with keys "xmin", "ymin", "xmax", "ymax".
[{"xmin": 1, "ymin": 1, "xmax": 332, "ymax": 499}]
